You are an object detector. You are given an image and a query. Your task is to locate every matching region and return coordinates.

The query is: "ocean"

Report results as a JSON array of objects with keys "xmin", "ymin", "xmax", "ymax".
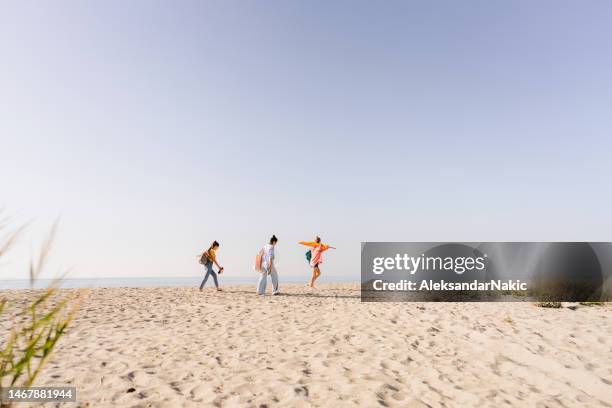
[{"xmin": 0, "ymin": 275, "xmax": 358, "ymax": 289}]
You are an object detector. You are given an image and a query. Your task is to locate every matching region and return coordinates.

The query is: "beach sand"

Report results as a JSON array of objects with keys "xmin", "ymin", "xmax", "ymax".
[{"xmin": 1, "ymin": 284, "xmax": 610, "ymax": 407}]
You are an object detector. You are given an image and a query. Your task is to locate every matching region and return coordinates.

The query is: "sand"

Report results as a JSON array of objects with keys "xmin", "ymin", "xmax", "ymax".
[{"xmin": 1, "ymin": 284, "xmax": 611, "ymax": 407}]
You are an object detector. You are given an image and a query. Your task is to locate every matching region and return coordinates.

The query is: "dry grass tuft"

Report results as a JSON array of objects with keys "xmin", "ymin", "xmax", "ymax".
[{"xmin": 535, "ymin": 301, "xmax": 562, "ymax": 308}]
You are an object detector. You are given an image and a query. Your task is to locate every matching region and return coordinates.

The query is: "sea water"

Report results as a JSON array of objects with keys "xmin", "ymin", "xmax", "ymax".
[{"xmin": 0, "ymin": 275, "xmax": 358, "ymax": 289}]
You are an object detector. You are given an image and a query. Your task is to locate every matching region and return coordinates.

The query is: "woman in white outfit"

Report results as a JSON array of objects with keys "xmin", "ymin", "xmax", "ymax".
[{"xmin": 257, "ymin": 235, "xmax": 280, "ymax": 295}]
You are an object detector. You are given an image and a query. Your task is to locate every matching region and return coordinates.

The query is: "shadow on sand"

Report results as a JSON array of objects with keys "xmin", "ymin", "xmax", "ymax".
[{"xmin": 218, "ymin": 288, "xmax": 361, "ymax": 299}]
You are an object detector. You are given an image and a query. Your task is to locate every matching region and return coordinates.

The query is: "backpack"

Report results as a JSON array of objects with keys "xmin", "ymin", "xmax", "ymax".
[
  {"xmin": 199, "ymin": 250, "xmax": 210, "ymax": 265},
  {"xmin": 305, "ymin": 250, "xmax": 312, "ymax": 263},
  {"xmin": 254, "ymin": 248, "xmax": 264, "ymax": 272}
]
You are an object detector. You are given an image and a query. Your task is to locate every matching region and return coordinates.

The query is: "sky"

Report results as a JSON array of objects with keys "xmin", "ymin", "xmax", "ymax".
[{"xmin": 1, "ymin": 1, "xmax": 611, "ymax": 281}]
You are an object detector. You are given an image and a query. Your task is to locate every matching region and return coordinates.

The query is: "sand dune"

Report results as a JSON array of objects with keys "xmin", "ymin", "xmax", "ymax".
[{"xmin": 1, "ymin": 284, "xmax": 610, "ymax": 407}]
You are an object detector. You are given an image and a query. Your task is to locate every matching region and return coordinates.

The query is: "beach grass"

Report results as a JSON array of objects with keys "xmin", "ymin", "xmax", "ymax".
[
  {"xmin": 535, "ymin": 301, "xmax": 562, "ymax": 308},
  {"xmin": 0, "ymin": 213, "xmax": 86, "ymax": 404}
]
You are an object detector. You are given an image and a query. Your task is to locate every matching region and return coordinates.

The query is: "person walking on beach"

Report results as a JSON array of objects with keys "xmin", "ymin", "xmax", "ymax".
[
  {"xmin": 199, "ymin": 241, "xmax": 224, "ymax": 291},
  {"xmin": 256, "ymin": 235, "xmax": 280, "ymax": 296},
  {"xmin": 300, "ymin": 236, "xmax": 335, "ymax": 288}
]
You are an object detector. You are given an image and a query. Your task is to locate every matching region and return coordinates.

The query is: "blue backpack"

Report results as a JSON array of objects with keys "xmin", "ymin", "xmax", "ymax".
[{"xmin": 305, "ymin": 250, "xmax": 312, "ymax": 263}]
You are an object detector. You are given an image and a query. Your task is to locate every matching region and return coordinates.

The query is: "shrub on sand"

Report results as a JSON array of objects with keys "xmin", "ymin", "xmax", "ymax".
[
  {"xmin": 579, "ymin": 301, "xmax": 605, "ymax": 306},
  {"xmin": 535, "ymin": 301, "xmax": 562, "ymax": 308}
]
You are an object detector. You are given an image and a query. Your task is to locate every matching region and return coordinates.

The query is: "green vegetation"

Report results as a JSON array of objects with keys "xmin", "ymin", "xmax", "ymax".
[
  {"xmin": 0, "ymin": 213, "xmax": 86, "ymax": 405},
  {"xmin": 579, "ymin": 301, "xmax": 605, "ymax": 306}
]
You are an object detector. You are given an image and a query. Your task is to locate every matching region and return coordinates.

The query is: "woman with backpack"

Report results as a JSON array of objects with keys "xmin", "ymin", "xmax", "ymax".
[
  {"xmin": 199, "ymin": 241, "xmax": 224, "ymax": 291},
  {"xmin": 299, "ymin": 236, "xmax": 336, "ymax": 288},
  {"xmin": 256, "ymin": 235, "xmax": 280, "ymax": 296}
]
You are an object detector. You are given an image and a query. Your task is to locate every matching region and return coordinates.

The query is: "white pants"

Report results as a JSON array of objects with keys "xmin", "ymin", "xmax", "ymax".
[{"xmin": 257, "ymin": 266, "xmax": 279, "ymax": 295}]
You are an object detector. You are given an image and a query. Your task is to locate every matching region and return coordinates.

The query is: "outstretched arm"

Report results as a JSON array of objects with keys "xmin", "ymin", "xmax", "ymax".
[{"xmin": 320, "ymin": 244, "xmax": 336, "ymax": 252}]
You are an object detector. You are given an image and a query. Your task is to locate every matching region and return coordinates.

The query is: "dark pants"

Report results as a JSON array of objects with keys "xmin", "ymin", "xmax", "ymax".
[{"xmin": 200, "ymin": 262, "xmax": 218, "ymax": 289}]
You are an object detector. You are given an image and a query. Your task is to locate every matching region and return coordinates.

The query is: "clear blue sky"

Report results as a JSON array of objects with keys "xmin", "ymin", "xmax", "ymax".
[{"xmin": 1, "ymin": 1, "xmax": 611, "ymax": 280}]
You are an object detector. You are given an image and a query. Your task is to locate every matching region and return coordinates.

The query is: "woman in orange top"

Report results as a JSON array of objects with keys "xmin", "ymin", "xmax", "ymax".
[{"xmin": 299, "ymin": 236, "xmax": 336, "ymax": 288}]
